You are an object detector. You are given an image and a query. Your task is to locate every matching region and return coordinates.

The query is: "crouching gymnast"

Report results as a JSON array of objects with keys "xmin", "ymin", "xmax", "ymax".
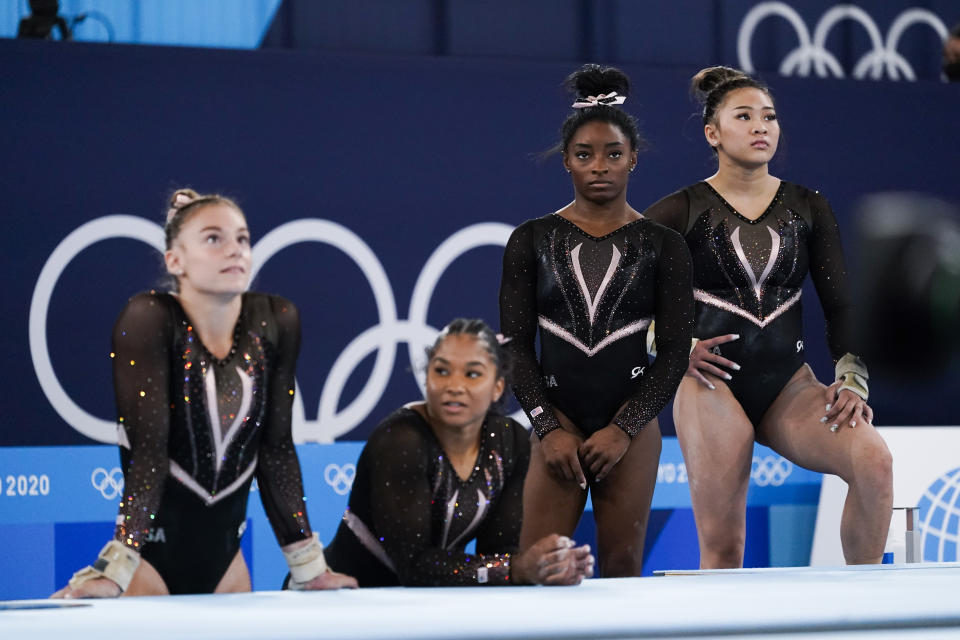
[{"xmin": 321, "ymin": 319, "xmax": 595, "ymax": 586}]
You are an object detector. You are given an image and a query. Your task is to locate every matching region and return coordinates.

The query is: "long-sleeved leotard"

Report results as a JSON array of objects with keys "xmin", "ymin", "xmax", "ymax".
[
  {"xmin": 111, "ymin": 291, "xmax": 311, "ymax": 593},
  {"xmin": 643, "ymin": 181, "xmax": 855, "ymax": 425},
  {"xmin": 499, "ymin": 213, "xmax": 693, "ymax": 439},
  {"xmin": 323, "ymin": 408, "xmax": 529, "ymax": 587}
]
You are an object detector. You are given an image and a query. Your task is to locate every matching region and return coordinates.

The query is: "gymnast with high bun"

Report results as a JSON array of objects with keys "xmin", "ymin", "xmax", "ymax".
[
  {"xmin": 52, "ymin": 189, "xmax": 356, "ymax": 596},
  {"xmin": 499, "ymin": 65, "xmax": 694, "ymax": 577},
  {"xmin": 642, "ymin": 66, "xmax": 893, "ymax": 567}
]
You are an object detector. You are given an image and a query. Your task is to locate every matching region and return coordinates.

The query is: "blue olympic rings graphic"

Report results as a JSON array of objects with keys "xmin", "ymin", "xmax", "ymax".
[
  {"xmin": 29, "ymin": 215, "xmax": 520, "ymax": 443},
  {"xmin": 738, "ymin": 2, "xmax": 949, "ymax": 81}
]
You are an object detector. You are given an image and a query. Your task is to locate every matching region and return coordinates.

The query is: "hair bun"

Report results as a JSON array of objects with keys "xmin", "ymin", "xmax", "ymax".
[
  {"xmin": 166, "ymin": 188, "xmax": 200, "ymax": 223},
  {"xmin": 565, "ymin": 64, "xmax": 630, "ymax": 103},
  {"xmin": 690, "ymin": 66, "xmax": 749, "ymax": 103}
]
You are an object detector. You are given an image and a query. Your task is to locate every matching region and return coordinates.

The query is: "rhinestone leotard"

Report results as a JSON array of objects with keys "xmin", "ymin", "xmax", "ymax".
[
  {"xmin": 110, "ymin": 291, "xmax": 311, "ymax": 593},
  {"xmin": 499, "ymin": 213, "xmax": 694, "ymax": 439},
  {"xmin": 324, "ymin": 407, "xmax": 528, "ymax": 586},
  {"xmin": 643, "ymin": 181, "xmax": 855, "ymax": 425}
]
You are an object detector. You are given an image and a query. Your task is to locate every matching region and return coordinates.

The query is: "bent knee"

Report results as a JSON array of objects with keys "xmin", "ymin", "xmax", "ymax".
[{"xmin": 852, "ymin": 434, "xmax": 893, "ymax": 490}]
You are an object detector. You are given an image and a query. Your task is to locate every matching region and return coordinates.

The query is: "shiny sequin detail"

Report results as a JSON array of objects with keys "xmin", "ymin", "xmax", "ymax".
[
  {"xmin": 111, "ymin": 291, "xmax": 310, "ymax": 551},
  {"xmin": 694, "ymin": 288, "xmax": 802, "ymax": 328},
  {"xmin": 642, "ymin": 181, "xmax": 859, "ymax": 424},
  {"xmin": 325, "ymin": 409, "xmax": 527, "ymax": 586},
  {"xmin": 500, "ymin": 213, "xmax": 693, "ymax": 438}
]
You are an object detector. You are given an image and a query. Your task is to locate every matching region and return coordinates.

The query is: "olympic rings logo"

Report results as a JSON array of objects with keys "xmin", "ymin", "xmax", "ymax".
[
  {"xmin": 738, "ymin": 2, "xmax": 949, "ymax": 81},
  {"xmin": 324, "ymin": 463, "xmax": 356, "ymax": 496},
  {"xmin": 751, "ymin": 455, "xmax": 793, "ymax": 487},
  {"xmin": 91, "ymin": 466, "xmax": 124, "ymax": 500},
  {"xmin": 29, "ymin": 215, "xmax": 520, "ymax": 444}
]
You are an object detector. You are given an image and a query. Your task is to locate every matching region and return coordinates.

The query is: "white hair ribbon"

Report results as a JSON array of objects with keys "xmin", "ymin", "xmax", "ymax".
[{"xmin": 571, "ymin": 92, "xmax": 626, "ymax": 109}]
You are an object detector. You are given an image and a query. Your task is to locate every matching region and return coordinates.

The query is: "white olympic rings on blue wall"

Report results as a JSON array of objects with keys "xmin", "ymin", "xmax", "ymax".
[
  {"xmin": 738, "ymin": 2, "xmax": 948, "ymax": 81},
  {"xmin": 29, "ymin": 216, "xmax": 519, "ymax": 443}
]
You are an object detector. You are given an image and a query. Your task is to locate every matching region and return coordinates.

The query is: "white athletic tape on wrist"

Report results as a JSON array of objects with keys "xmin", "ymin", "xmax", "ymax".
[
  {"xmin": 835, "ymin": 353, "xmax": 869, "ymax": 401},
  {"xmin": 645, "ymin": 321, "xmax": 697, "ymax": 357},
  {"xmin": 284, "ymin": 533, "xmax": 329, "ymax": 585},
  {"xmin": 69, "ymin": 540, "xmax": 141, "ymax": 593}
]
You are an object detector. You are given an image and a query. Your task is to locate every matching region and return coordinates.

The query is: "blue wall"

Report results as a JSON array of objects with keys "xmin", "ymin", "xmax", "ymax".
[
  {"xmin": 3, "ymin": 39, "xmax": 957, "ymax": 447},
  {"xmin": 3, "ymin": 1, "xmax": 956, "ymax": 83},
  {"xmin": 261, "ymin": 0, "xmax": 956, "ymax": 82}
]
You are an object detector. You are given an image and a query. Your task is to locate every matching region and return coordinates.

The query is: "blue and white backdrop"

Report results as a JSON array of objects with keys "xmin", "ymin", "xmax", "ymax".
[{"xmin": 1, "ymin": 13, "xmax": 958, "ymax": 597}]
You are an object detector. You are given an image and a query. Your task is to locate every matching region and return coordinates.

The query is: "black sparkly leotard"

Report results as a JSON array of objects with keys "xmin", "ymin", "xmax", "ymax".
[
  {"xmin": 111, "ymin": 291, "xmax": 311, "ymax": 594},
  {"xmin": 499, "ymin": 213, "xmax": 694, "ymax": 439},
  {"xmin": 643, "ymin": 181, "xmax": 854, "ymax": 425},
  {"xmin": 323, "ymin": 407, "xmax": 529, "ymax": 587}
]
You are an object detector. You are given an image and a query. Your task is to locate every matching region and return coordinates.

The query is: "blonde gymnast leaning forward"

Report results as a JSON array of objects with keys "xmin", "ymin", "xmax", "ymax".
[
  {"xmin": 643, "ymin": 67, "xmax": 893, "ymax": 568},
  {"xmin": 53, "ymin": 189, "xmax": 356, "ymax": 596}
]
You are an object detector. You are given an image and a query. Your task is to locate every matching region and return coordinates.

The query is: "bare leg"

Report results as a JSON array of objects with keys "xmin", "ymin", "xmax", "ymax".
[
  {"xmin": 214, "ymin": 550, "xmax": 252, "ymax": 593},
  {"xmin": 124, "ymin": 558, "xmax": 170, "ymax": 596},
  {"xmin": 758, "ymin": 365, "xmax": 893, "ymax": 564},
  {"xmin": 590, "ymin": 418, "xmax": 661, "ymax": 577},
  {"xmin": 674, "ymin": 374, "xmax": 756, "ymax": 569},
  {"xmin": 519, "ymin": 416, "xmax": 588, "ymax": 552}
]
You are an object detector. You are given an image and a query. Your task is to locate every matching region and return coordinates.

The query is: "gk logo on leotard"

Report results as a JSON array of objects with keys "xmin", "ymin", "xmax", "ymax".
[
  {"xmin": 751, "ymin": 455, "xmax": 793, "ymax": 487},
  {"xmin": 737, "ymin": 2, "xmax": 949, "ymax": 81},
  {"xmin": 29, "ymin": 216, "xmax": 525, "ymax": 444},
  {"xmin": 324, "ymin": 463, "xmax": 356, "ymax": 496},
  {"xmin": 630, "ymin": 366, "xmax": 645, "ymax": 379},
  {"xmin": 91, "ymin": 467, "xmax": 124, "ymax": 500},
  {"xmin": 796, "ymin": 340, "xmax": 804, "ymax": 353}
]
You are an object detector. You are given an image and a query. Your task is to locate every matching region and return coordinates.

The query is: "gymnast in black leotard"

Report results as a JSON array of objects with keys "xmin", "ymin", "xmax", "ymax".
[
  {"xmin": 52, "ymin": 189, "xmax": 356, "ymax": 597},
  {"xmin": 500, "ymin": 65, "xmax": 694, "ymax": 577},
  {"xmin": 324, "ymin": 319, "xmax": 594, "ymax": 586},
  {"xmin": 643, "ymin": 66, "xmax": 892, "ymax": 568},
  {"xmin": 645, "ymin": 180, "xmax": 843, "ymax": 426}
]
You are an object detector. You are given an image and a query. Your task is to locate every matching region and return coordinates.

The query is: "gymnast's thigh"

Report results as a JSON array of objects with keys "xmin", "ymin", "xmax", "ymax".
[
  {"xmin": 590, "ymin": 418, "xmax": 661, "ymax": 576},
  {"xmin": 214, "ymin": 550, "xmax": 252, "ymax": 593},
  {"xmin": 757, "ymin": 364, "xmax": 889, "ymax": 480},
  {"xmin": 673, "ymin": 375, "xmax": 755, "ymax": 528},
  {"xmin": 124, "ymin": 557, "xmax": 170, "ymax": 596},
  {"xmin": 519, "ymin": 426, "xmax": 588, "ymax": 551}
]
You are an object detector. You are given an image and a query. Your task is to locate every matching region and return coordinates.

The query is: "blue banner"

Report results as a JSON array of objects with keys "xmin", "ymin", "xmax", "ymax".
[{"xmin": 0, "ymin": 439, "xmax": 820, "ymax": 597}]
